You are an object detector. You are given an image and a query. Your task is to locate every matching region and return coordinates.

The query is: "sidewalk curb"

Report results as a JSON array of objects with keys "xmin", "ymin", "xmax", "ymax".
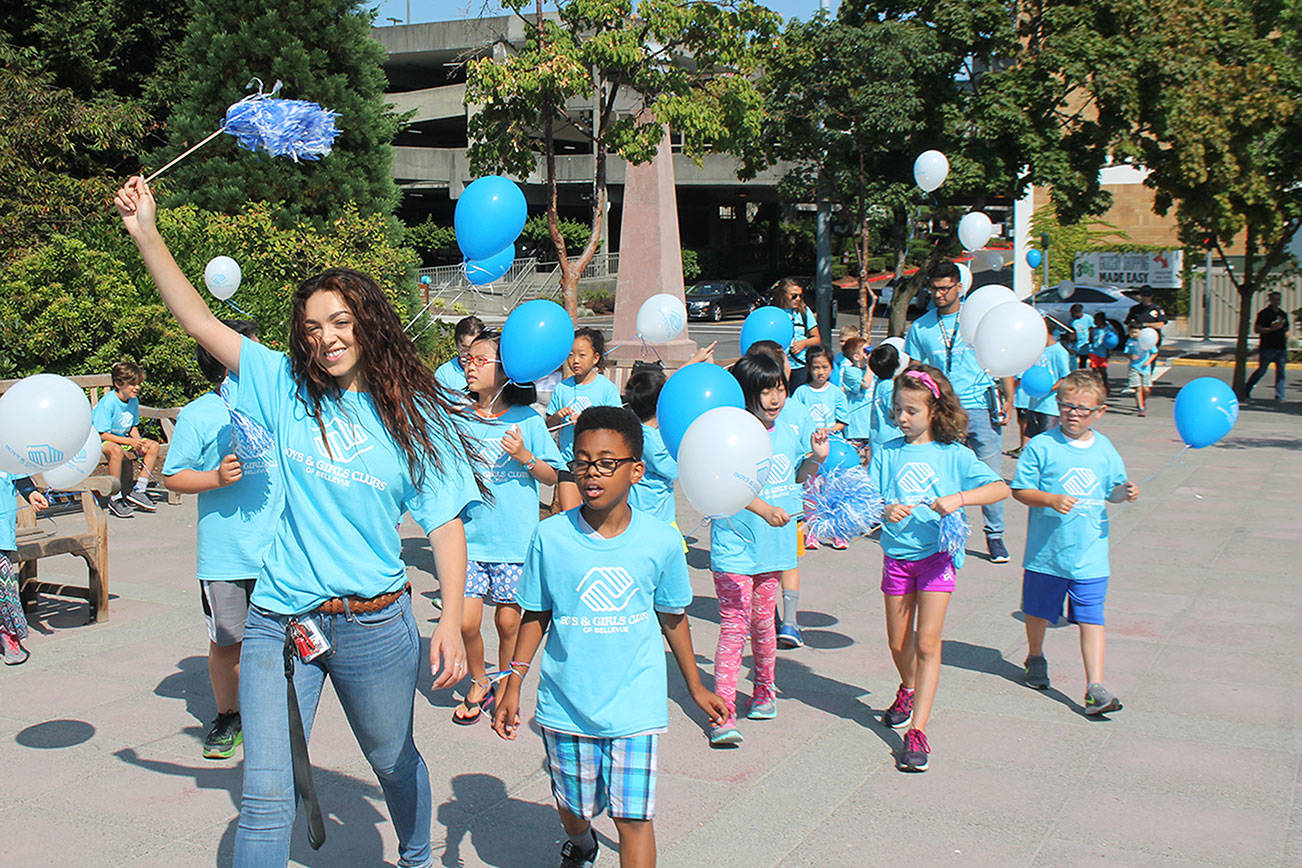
[{"xmin": 1167, "ymin": 357, "xmax": 1236, "ymax": 368}]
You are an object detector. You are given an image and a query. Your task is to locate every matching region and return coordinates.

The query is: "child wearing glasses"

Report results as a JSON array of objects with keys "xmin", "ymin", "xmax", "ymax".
[
  {"xmin": 546, "ymin": 327, "xmax": 622, "ymax": 510},
  {"xmin": 454, "ymin": 330, "xmax": 562, "ymax": 725},
  {"xmin": 1012, "ymin": 370, "xmax": 1138, "ymax": 716},
  {"xmin": 492, "ymin": 407, "xmax": 726, "ymax": 868}
]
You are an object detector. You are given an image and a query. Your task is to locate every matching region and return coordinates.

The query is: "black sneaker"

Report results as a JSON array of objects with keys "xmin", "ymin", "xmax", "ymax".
[
  {"xmin": 559, "ymin": 830, "xmax": 598, "ymax": 867},
  {"xmin": 1024, "ymin": 655, "xmax": 1050, "ymax": 690},
  {"xmin": 107, "ymin": 496, "xmax": 134, "ymax": 519},
  {"xmin": 987, "ymin": 535, "xmax": 1010, "ymax": 564},
  {"xmin": 203, "ymin": 711, "xmax": 243, "ymax": 759},
  {"xmin": 882, "ymin": 683, "xmax": 914, "ymax": 728},
  {"xmin": 897, "ymin": 728, "xmax": 930, "ymax": 772},
  {"xmin": 124, "ymin": 490, "xmax": 157, "ymax": 512}
]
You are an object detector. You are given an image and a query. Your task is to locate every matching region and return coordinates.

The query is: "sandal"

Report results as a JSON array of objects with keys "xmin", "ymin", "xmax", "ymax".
[{"xmin": 451, "ymin": 677, "xmax": 494, "ymax": 725}]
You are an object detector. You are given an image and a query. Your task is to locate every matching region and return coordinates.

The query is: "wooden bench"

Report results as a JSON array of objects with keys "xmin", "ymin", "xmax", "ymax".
[{"xmin": 15, "ymin": 476, "xmax": 115, "ymax": 624}]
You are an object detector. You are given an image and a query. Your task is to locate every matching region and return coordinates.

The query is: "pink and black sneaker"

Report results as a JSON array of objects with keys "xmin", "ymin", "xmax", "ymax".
[
  {"xmin": 897, "ymin": 728, "xmax": 930, "ymax": 772},
  {"xmin": 882, "ymin": 683, "xmax": 914, "ymax": 729}
]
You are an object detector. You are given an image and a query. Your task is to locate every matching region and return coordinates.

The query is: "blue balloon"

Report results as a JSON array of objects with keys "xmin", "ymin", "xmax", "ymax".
[
  {"xmin": 1173, "ymin": 377, "xmax": 1238, "ymax": 448},
  {"xmin": 657, "ymin": 363, "xmax": 746, "ymax": 458},
  {"xmin": 739, "ymin": 306, "xmax": 796, "ymax": 355},
  {"xmin": 1020, "ymin": 365, "xmax": 1055, "ymax": 398},
  {"xmin": 454, "ymin": 176, "xmax": 528, "ymax": 261},
  {"xmin": 464, "ymin": 243, "xmax": 515, "ymax": 286},
  {"xmin": 500, "ymin": 299, "xmax": 574, "ymax": 384},
  {"xmin": 1102, "ymin": 330, "xmax": 1120, "ymax": 350},
  {"xmin": 822, "ymin": 438, "xmax": 860, "ymax": 473},
  {"xmin": 1025, "ymin": 249, "xmax": 1043, "ymax": 268}
]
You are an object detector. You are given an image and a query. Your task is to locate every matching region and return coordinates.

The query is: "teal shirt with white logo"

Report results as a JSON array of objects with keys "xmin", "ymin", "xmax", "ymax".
[
  {"xmin": 459, "ymin": 405, "xmax": 561, "ymax": 564},
  {"xmin": 630, "ymin": 424, "xmax": 678, "ymax": 525},
  {"xmin": 840, "ymin": 365, "xmax": 874, "ymax": 440},
  {"xmin": 92, "ymin": 392, "xmax": 139, "ymax": 436},
  {"xmin": 904, "ymin": 310, "xmax": 993, "ymax": 410},
  {"xmin": 234, "ymin": 338, "xmax": 480, "ymax": 614},
  {"xmin": 517, "ymin": 508, "xmax": 692, "ymax": 738},
  {"xmin": 1013, "ymin": 429, "xmax": 1128, "ymax": 580},
  {"xmin": 793, "ymin": 382, "xmax": 849, "ymax": 432},
  {"xmin": 546, "ymin": 374, "xmax": 623, "ymax": 463},
  {"xmin": 162, "ymin": 385, "xmax": 283, "ymax": 581}
]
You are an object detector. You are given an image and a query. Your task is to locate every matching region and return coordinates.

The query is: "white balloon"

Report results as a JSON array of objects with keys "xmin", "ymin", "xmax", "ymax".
[
  {"xmin": 973, "ymin": 302, "xmax": 1049, "ymax": 378},
  {"xmin": 0, "ymin": 374, "xmax": 94, "ymax": 474},
  {"xmin": 913, "ymin": 150, "xmax": 949, "ymax": 193},
  {"xmin": 1138, "ymin": 327, "xmax": 1159, "ymax": 350},
  {"xmin": 958, "ymin": 284, "xmax": 1018, "ymax": 346},
  {"xmin": 956, "ymin": 262, "xmax": 973, "ymax": 294},
  {"xmin": 1056, "ymin": 279, "xmax": 1075, "ymax": 300},
  {"xmin": 957, "ymin": 212, "xmax": 994, "ymax": 252},
  {"xmin": 204, "ymin": 256, "xmax": 242, "ymax": 301},
  {"xmin": 40, "ymin": 427, "xmax": 102, "ymax": 489},
  {"xmin": 677, "ymin": 406, "xmax": 773, "ymax": 518},
  {"xmin": 635, "ymin": 293, "xmax": 688, "ymax": 344},
  {"xmin": 985, "ymin": 251, "xmax": 1005, "ymax": 270}
]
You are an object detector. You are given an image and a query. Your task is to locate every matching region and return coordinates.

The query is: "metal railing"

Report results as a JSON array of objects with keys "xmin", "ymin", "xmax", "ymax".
[{"xmin": 1188, "ymin": 270, "xmax": 1302, "ymax": 339}]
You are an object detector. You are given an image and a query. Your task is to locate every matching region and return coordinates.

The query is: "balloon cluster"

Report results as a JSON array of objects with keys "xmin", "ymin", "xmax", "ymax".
[
  {"xmin": 959, "ymin": 286, "xmax": 1049, "ymax": 378},
  {"xmin": 455, "ymin": 176, "xmax": 528, "ymax": 286},
  {"xmin": 0, "ymin": 374, "xmax": 96, "ymax": 487}
]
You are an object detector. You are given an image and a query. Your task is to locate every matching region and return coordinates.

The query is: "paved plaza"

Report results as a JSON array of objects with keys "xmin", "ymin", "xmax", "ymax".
[{"xmin": 1, "ymin": 364, "xmax": 1297, "ymax": 866}]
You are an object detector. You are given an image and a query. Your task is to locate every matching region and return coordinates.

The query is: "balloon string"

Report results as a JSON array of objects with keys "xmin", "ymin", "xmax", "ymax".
[
  {"xmin": 1137, "ymin": 445, "xmax": 1191, "ymax": 486},
  {"xmin": 222, "ymin": 298, "xmax": 255, "ymax": 318}
]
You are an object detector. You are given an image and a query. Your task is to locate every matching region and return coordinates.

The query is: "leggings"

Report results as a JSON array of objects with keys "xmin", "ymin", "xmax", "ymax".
[{"xmin": 711, "ymin": 571, "xmax": 781, "ymax": 725}]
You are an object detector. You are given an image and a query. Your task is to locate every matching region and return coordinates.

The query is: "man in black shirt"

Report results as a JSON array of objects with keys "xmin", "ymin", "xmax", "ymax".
[
  {"xmin": 1125, "ymin": 286, "xmax": 1168, "ymax": 374},
  {"xmin": 1244, "ymin": 291, "xmax": 1290, "ymax": 401}
]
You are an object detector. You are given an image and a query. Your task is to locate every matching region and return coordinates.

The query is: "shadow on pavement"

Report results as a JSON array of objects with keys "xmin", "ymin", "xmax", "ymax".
[
  {"xmin": 436, "ymin": 772, "xmax": 569, "ymax": 867},
  {"xmin": 15, "ymin": 718, "xmax": 95, "ymax": 748},
  {"xmin": 941, "ymin": 639, "xmax": 1083, "ymax": 715},
  {"xmin": 154, "ymin": 654, "xmax": 220, "ymax": 738}
]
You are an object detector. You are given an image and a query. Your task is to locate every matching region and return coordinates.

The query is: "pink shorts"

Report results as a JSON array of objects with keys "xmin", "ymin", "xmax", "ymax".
[{"xmin": 881, "ymin": 551, "xmax": 956, "ymax": 595}]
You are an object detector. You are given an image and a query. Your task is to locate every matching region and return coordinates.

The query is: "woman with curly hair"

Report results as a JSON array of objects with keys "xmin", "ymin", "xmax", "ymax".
[{"xmin": 115, "ymin": 176, "xmax": 481, "ymax": 868}]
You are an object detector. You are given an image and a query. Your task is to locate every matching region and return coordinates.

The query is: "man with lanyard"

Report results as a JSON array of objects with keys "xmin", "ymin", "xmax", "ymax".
[
  {"xmin": 904, "ymin": 262, "xmax": 1016, "ymax": 563},
  {"xmin": 1244, "ymin": 291, "xmax": 1290, "ymax": 401},
  {"xmin": 779, "ymin": 278, "xmax": 821, "ymax": 390},
  {"xmin": 1124, "ymin": 286, "xmax": 1167, "ymax": 374}
]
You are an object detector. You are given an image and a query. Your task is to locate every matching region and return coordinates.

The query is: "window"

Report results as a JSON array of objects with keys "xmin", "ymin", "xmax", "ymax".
[
  {"xmin": 718, "ymin": 205, "xmax": 735, "ymax": 220},
  {"xmin": 1076, "ymin": 288, "xmax": 1113, "ymax": 303}
]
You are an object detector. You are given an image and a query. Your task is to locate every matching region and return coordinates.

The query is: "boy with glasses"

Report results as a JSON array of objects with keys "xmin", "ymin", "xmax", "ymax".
[{"xmin": 1011, "ymin": 371, "xmax": 1139, "ymax": 715}]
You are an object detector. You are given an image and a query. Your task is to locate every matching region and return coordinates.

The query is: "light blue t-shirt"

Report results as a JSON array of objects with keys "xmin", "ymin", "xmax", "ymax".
[
  {"xmin": 710, "ymin": 410, "xmax": 810, "ymax": 575},
  {"xmin": 459, "ymin": 405, "xmax": 561, "ymax": 564},
  {"xmin": 869, "ymin": 439, "xmax": 1001, "ymax": 562},
  {"xmin": 1012, "ymin": 429, "xmax": 1128, "ymax": 580},
  {"xmin": 1071, "ymin": 315, "xmax": 1094, "ymax": 355},
  {"xmin": 162, "ymin": 387, "xmax": 283, "ymax": 581},
  {"xmin": 1014, "ymin": 342, "xmax": 1074, "ymax": 416},
  {"xmin": 793, "ymin": 382, "xmax": 849, "ymax": 431},
  {"xmin": 518, "ymin": 508, "xmax": 692, "ymax": 738},
  {"xmin": 1125, "ymin": 339, "xmax": 1156, "ymax": 370},
  {"xmin": 547, "ymin": 374, "xmax": 623, "ymax": 462},
  {"xmin": 1088, "ymin": 326, "xmax": 1111, "ymax": 358},
  {"xmin": 234, "ymin": 338, "xmax": 480, "ymax": 614},
  {"xmin": 434, "ymin": 358, "xmax": 468, "ymax": 393},
  {"xmin": 631, "ymin": 424, "xmax": 678, "ymax": 525},
  {"xmin": 904, "ymin": 310, "xmax": 994, "ymax": 410},
  {"xmin": 92, "ymin": 392, "xmax": 139, "ymax": 437},
  {"xmin": 831, "ymin": 353, "xmax": 849, "ymax": 386},
  {"xmin": 1, "ymin": 474, "xmax": 29, "ymax": 551},
  {"xmin": 787, "ymin": 307, "xmax": 818, "ymax": 368},
  {"xmin": 839, "ymin": 365, "xmax": 874, "ymax": 440},
  {"xmin": 868, "ymin": 377, "xmax": 902, "ymax": 449}
]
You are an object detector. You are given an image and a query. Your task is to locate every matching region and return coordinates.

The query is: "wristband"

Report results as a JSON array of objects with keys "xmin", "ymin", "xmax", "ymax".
[
  {"xmin": 959, "ymin": 492, "xmax": 965, "ymax": 507},
  {"xmin": 523, "ymin": 455, "xmax": 537, "ymax": 472}
]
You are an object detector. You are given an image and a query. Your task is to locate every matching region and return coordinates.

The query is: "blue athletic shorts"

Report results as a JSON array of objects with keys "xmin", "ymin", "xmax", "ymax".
[
  {"xmin": 1021, "ymin": 570, "xmax": 1108, "ymax": 626},
  {"xmin": 542, "ymin": 728, "xmax": 658, "ymax": 821},
  {"xmin": 463, "ymin": 561, "xmax": 523, "ymax": 605}
]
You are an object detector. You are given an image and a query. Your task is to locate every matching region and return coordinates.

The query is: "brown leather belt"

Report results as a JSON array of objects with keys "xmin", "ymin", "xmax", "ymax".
[{"xmin": 314, "ymin": 583, "xmax": 410, "ymax": 615}]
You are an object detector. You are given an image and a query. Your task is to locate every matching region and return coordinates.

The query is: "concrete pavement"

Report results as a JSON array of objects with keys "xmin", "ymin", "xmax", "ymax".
[{"xmin": 1, "ymin": 364, "xmax": 1298, "ymax": 866}]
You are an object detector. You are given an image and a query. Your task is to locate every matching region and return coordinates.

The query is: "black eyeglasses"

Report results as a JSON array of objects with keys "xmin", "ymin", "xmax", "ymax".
[
  {"xmin": 566, "ymin": 457, "xmax": 637, "ymax": 476},
  {"xmin": 1059, "ymin": 402, "xmax": 1103, "ymax": 416}
]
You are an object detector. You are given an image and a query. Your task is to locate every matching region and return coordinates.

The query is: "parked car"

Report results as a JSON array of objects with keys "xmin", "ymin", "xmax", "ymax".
[
  {"xmin": 1028, "ymin": 282, "xmax": 1134, "ymax": 345},
  {"xmin": 686, "ymin": 280, "xmax": 761, "ymax": 321}
]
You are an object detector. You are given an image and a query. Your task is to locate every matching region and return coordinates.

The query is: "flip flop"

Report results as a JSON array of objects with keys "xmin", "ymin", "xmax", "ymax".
[{"xmin": 451, "ymin": 678, "xmax": 493, "ymax": 725}]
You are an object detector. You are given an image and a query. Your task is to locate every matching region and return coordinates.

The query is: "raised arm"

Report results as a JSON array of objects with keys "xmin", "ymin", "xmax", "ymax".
[{"xmin": 114, "ymin": 177, "xmax": 242, "ymax": 373}]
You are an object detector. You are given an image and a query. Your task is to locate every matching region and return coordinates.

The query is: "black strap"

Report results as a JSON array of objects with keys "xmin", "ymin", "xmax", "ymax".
[{"xmin": 283, "ymin": 628, "xmax": 327, "ymax": 850}]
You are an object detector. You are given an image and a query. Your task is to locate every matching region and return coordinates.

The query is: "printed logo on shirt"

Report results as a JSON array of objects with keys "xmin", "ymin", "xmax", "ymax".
[
  {"xmin": 476, "ymin": 437, "xmax": 509, "ymax": 468},
  {"xmin": 896, "ymin": 462, "xmax": 937, "ymax": 497},
  {"xmin": 808, "ymin": 403, "xmax": 834, "ymax": 426},
  {"xmin": 568, "ymin": 396, "xmax": 593, "ymax": 414},
  {"xmin": 313, "ymin": 419, "xmax": 374, "ymax": 464},
  {"xmin": 1061, "ymin": 467, "xmax": 1099, "ymax": 498},
  {"xmin": 116, "ymin": 411, "xmax": 134, "ymax": 430},
  {"xmin": 551, "ymin": 566, "xmax": 654, "ymax": 636}
]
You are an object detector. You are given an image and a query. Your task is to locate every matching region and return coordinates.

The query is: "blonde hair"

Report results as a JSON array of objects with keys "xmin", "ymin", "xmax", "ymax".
[
  {"xmin": 1057, "ymin": 370, "xmax": 1106, "ymax": 404},
  {"xmin": 838, "ymin": 324, "xmax": 861, "ymax": 343}
]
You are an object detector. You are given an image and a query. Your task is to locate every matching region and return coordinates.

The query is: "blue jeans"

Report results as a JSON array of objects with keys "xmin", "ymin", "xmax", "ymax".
[
  {"xmin": 1245, "ymin": 347, "xmax": 1287, "ymax": 400},
  {"xmin": 234, "ymin": 593, "xmax": 433, "ymax": 868},
  {"xmin": 964, "ymin": 402, "xmax": 1006, "ymax": 538}
]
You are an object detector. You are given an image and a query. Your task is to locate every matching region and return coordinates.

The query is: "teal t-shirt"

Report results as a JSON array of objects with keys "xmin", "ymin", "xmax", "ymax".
[
  {"xmin": 1, "ymin": 474, "xmax": 25, "ymax": 551},
  {"xmin": 869, "ymin": 439, "xmax": 1001, "ymax": 562},
  {"xmin": 162, "ymin": 386, "xmax": 283, "ymax": 581},
  {"xmin": 1014, "ymin": 342, "xmax": 1074, "ymax": 416},
  {"xmin": 904, "ymin": 310, "xmax": 994, "ymax": 410},
  {"xmin": 92, "ymin": 392, "xmax": 139, "ymax": 437},
  {"xmin": 869, "ymin": 377, "xmax": 902, "ymax": 450},
  {"xmin": 234, "ymin": 338, "xmax": 480, "ymax": 614},
  {"xmin": 840, "ymin": 365, "xmax": 874, "ymax": 440},
  {"xmin": 546, "ymin": 374, "xmax": 623, "ymax": 462},
  {"xmin": 787, "ymin": 307, "xmax": 817, "ymax": 368},
  {"xmin": 459, "ymin": 405, "xmax": 561, "ymax": 564},
  {"xmin": 434, "ymin": 357, "xmax": 468, "ymax": 393},
  {"xmin": 793, "ymin": 382, "xmax": 849, "ymax": 431},
  {"xmin": 1071, "ymin": 315, "xmax": 1094, "ymax": 355},
  {"xmin": 517, "ymin": 508, "xmax": 692, "ymax": 738},
  {"xmin": 630, "ymin": 424, "xmax": 678, "ymax": 525},
  {"xmin": 709, "ymin": 409, "xmax": 810, "ymax": 575},
  {"xmin": 1125, "ymin": 339, "xmax": 1157, "ymax": 370},
  {"xmin": 1012, "ymin": 429, "xmax": 1128, "ymax": 580}
]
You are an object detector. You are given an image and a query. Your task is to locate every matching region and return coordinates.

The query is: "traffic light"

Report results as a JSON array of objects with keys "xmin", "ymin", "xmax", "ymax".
[
  {"xmin": 1201, "ymin": 233, "xmax": 1215, "ymax": 250},
  {"xmin": 1040, "ymin": 234, "xmax": 1050, "ymax": 250}
]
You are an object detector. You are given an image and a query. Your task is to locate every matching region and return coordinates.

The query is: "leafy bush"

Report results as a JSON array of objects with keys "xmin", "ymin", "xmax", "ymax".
[{"xmin": 682, "ymin": 248, "xmax": 702, "ymax": 282}]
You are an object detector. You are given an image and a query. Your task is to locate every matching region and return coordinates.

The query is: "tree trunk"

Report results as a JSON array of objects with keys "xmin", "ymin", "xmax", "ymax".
[
  {"xmin": 887, "ymin": 242, "xmax": 912, "ymax": 337},
  {"xmin": 1233, "ymin": 286, "xmax": 1254, "ymax": 394},
  {"xmin": 857, "ymin": 220, "xmax": 873, "ymax": 335}
]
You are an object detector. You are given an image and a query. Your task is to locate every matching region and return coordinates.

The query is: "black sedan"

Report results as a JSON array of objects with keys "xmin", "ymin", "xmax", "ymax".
[{"xmin": 685, "ymin": 280, "xmax": 761, "ymax": 322}]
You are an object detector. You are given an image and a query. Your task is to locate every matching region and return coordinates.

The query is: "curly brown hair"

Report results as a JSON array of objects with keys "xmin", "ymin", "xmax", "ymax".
[
  {"xmin": 894, "ymin": 363, "xmax": 969, "ymax": 444},
  {"xmin": 289, "ymin": 268, "xmax": 485, "ymax": 494}
]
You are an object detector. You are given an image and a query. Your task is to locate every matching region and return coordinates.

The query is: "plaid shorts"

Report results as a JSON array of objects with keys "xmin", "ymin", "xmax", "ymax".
[
  {"xmin": 463, "ymin": 561, "xmax": 523, "ymax": 605},
  {"xmin": 541, "ymin": 728, "xmax": 658, "ymax": 821}
]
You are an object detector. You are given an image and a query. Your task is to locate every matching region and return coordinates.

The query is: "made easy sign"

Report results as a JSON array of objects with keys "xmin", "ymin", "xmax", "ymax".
[{"xmin": 1073, "ymin": 250, "xmax": 1183, "ymax": 289}]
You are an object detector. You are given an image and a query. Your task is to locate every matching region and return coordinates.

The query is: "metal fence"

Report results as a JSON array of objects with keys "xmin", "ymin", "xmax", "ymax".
[{"xmin": 1188, "ymin": 269, "xmax": 1302, "ymax": 340}]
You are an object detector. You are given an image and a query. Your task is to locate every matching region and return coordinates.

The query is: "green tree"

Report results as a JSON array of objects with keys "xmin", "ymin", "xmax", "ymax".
[
  {"xmin": 465, "ymin": 0, "xmax": 778, "ymax": 317},
  {"xmin": 154, "ymin": 0, "xmax": 403, "ymax": 226}
]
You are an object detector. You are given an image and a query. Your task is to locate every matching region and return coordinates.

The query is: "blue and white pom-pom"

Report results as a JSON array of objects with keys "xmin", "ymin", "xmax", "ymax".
[
  {"xmin": 803, "ymin": 465, "xmax": 884, "ymax": 542},
  {"xmin": 938, "ymin": 509, "xmax": 971, "ymax": 568},
  {"xmin": 219, "ymin": 378, "xmax": 274, "ymax": 461},
  {"xmin": 223, "ymin": 79, "xmax": 340, "ymax": 162}
]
